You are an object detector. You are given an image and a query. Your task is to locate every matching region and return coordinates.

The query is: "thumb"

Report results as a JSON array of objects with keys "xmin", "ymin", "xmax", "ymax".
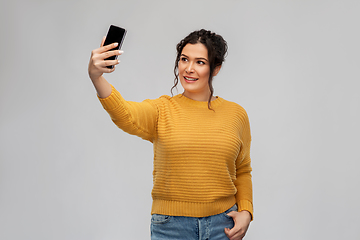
[
  {"xmin": 100, "ymin": 36, "xmax": 106, "ymax": 47},
  {"xmin": 226, "ymin": 211, "xmax": 237, "ymax": 219},
  {"xmin": 224, "ymin": 211, "xmax": 238, "ymax": 237}
]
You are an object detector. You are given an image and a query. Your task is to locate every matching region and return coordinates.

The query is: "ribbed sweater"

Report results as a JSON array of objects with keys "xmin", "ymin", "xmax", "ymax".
[{"xmin": 98, "ymin": 85, "xmax": 253, "ymax": 218}]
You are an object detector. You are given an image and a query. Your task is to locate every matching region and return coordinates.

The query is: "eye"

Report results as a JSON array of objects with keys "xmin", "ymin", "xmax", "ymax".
[
  {"xmin": 181, "ymin": 57, "xmax": 188, "ymax": 62},
  {"xmin": 197, "ymin": 60, "xmax": 205, "ymax": 65}
]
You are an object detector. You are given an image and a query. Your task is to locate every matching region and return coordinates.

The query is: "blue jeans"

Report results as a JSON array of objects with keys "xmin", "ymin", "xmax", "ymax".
[{"xmin": 150, "ymin": 204, "xmax": 237, "ymax": 240}]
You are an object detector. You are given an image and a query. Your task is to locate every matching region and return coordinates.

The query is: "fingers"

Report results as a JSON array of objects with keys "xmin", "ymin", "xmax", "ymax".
[
  {"xmin": 104, "ymin": 59, "xmax": 121, "ymax": 68},
  {"xmin": 92, "ymin": 42, "xmax": 119, "ymax": 56},
  {"xmin": 224, "ymin": 211, "xmax": 249, "ymax": 240},
  {"xmin": 94, "ymin": 59, "xmax": 120, "ymax": 71},
  {"xmin": 91, "ymin": 48, "xmax": 123, "ymax": 64},
  {"xmin": 224, "ymin": 226, "xmax": 245, "ymax": 240},
  {"xmin": 224, "ymin": 226, "xmax": 240, "ymax": 239},
  {"xmin": 90, "ymin": 49, "xmax": 123, "ymax": 67},
  {"xmin": 88, "ymin": 47, "xmax": 123, "ymax": 80},
  {"xmin": 224, "ymin": 227, "xmax": 231, "ymax": 236},
  {"xmin": 102, "ymin": 49, "xmax": 124, "ymax": 60}
]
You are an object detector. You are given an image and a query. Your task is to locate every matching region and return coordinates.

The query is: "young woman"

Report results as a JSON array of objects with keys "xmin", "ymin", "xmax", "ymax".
[{"xmin": 88, "ymin": 29, "xmax": 253, "ymax": 240}]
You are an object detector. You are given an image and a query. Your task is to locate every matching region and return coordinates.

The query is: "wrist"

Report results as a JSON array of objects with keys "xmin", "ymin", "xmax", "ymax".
[
  {"xmin": 239, "ymin": 210, "xmax": 252, "ymax": 221},
  {"xmin": 90, "ymin": 74, "xmax": 102, "ymax": 83}
]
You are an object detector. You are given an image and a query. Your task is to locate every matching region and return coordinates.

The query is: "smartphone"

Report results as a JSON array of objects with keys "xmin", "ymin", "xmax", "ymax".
[{"xmin": 103, "ymin": 25, "xmax": 127, "ymax": 68}]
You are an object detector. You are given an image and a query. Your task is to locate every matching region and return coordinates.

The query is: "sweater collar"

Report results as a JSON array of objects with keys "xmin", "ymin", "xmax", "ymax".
[{"xmin": 174, "ymin": 94, "xmax": 223, "ymax": 108}]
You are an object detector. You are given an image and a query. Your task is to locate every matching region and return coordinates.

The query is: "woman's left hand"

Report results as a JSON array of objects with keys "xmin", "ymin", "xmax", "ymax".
[{"xmin": 224, "ymin": 210, "xmax": 251, "ymax": 240}]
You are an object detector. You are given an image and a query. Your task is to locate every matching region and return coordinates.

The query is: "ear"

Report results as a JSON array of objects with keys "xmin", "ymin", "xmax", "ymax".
[{"xmin": 213, "ymin": 65, "xmax": 222, "ymax": 76}]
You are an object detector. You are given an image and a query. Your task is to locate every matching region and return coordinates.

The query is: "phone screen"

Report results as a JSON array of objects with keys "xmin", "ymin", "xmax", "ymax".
[{"xmin": 104, "ymin": 25, "xmax": 127, "ymax": 68}]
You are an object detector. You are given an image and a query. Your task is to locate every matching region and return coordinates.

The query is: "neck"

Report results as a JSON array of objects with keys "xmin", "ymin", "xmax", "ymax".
[{"xmin": 182, "ymin": 91, "xmax": 216, "ymax": 102}]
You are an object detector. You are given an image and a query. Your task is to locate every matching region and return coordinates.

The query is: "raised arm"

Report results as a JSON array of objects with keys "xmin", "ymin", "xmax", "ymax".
[
  {"xmin": 89, "ymin": 37, "xmax": 159, "ymax": 142},
  {"xmin": 88, "ymin": 37, "xmax": 123, "ymax": 98}
]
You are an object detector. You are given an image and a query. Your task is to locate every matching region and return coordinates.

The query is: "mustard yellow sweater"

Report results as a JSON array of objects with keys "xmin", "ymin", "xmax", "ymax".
[{"xmin": 98, "ymin": 86, "xmax": 253, "ymax": 218}]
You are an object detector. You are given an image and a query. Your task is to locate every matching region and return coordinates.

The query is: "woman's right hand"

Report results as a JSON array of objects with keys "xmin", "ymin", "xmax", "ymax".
[{"xmin": 88, "ymin": 37, "xmax": 123, "ymax": 82}]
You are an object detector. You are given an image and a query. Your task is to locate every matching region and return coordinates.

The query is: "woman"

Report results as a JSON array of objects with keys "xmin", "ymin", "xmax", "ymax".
[{"xmin": 88, "ymin": 29, "xmax": 253, "ymax": 240}]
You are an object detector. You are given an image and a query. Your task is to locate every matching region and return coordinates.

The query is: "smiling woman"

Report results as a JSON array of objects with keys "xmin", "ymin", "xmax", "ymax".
[{"xmin": 88, "ymin": 29, "xmax": 253, "ymax": 240}]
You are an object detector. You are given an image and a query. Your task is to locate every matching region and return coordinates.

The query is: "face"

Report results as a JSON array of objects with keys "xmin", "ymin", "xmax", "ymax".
[{"xmin": 178, "ymin": 43, "xmax": 211, "ymax": 101}]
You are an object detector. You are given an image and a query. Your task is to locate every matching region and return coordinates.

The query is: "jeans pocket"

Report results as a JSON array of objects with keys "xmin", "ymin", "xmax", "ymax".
[
  {"xmin": 222, "ymin": 204, "xmax": 238, "ymax": 219},
  {"xmin": 151, "ymin": 214, "xmax": 172, "ymax": 224}
]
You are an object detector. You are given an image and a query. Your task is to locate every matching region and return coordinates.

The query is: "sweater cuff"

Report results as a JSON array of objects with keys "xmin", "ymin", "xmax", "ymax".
[
  {"xmin": 237, "ymin": 199, "xmax": 254, "ymax": 221},
  {"xmin": 97, "ymin": 85, "xmax": 124, "ymax": 111}
]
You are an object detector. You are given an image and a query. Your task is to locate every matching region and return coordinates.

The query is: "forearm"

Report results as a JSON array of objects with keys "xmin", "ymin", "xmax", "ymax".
[
  {"xmin": 235, "ymin": 156, "xmax": 253, "ymax": 218},
  {"xmin": 91, "ymin": 75, "xmax": 112, "ymax": 98}
]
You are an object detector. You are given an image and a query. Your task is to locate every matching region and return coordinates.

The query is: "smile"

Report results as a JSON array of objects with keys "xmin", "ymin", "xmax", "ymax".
[{"xmin": 184, "ymin": 76, "xmax": 198, "ymax": 81}]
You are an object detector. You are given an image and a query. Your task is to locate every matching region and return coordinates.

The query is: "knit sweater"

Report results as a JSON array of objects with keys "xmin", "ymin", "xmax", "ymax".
[{"xmin": 98, "ymin": 85, "xmax": 253, "ymax": 218}]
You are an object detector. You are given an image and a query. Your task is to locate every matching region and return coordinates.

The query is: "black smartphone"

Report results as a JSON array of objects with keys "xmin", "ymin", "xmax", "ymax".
[{"xmin": 103, "ymin": 25, "xmax": 127, "ymax": 69}]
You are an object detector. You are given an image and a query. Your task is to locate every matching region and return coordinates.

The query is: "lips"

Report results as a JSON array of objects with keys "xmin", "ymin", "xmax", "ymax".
[{"xmin": 184, "ymin": 76, "xmax": 198, "ymax": 82}]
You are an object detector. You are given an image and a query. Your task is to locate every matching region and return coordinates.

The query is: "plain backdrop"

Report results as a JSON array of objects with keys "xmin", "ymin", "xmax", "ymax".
[{"xmin": 1, "ymin": 0, "xmax": 359, "ymax": 239}]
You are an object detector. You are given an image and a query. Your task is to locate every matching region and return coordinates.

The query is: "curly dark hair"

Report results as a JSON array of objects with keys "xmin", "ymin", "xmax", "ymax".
[{"xmin": 171, "ymin": 29, "xmax": 228, "ymax": 109}]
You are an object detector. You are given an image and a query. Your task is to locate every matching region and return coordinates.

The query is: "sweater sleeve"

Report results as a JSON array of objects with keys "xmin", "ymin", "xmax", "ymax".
[
  {"xmin": 234, "ymin": 109, "xmax": 254, "ymax": 220},
  {"xmin": 98, "ymin": 85, "xmax": 158, "ymax": 142}
]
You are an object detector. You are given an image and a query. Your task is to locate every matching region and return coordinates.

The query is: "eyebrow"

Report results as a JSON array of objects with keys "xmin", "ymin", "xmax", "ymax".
[{"xmin": 181, "ymin": 54, "xmax": 208, "ymax": 62}]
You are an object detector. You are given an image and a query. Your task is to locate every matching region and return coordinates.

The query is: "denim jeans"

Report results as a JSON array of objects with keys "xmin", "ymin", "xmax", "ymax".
[{"xmin": 150, "ymin": 204, "xmax": 237, "ymax": 240}]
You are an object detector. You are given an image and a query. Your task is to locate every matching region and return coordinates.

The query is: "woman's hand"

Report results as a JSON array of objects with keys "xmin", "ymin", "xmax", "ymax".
[
  {"xmin": 88, "ymin": 37, "xmax": 123, "ymax": 82},
  {"xmin": 88, "ymin": 37, "xmax": 124, "ymax": 98},
  {"xmin": 224, "ymin": 210, "xmax": 251, "ymax": 240}
]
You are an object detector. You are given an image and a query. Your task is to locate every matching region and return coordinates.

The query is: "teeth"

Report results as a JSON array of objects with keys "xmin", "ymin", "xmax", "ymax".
[{"xmin": 184, "ymin": 76, "xmax": 198, "ymax": 81}]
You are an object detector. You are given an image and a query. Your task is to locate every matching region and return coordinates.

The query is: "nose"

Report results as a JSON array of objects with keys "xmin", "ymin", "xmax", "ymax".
[{"xmin": 185, "ymin": 62, "xmax": 195, "ymax": 73}]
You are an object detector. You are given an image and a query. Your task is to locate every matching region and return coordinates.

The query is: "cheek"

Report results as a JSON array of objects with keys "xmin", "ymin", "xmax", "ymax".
[
  {"xmin": 198, "ymin": 67, "xmax": 210, "ymax": 79},
  {"xmin": 178, "ymin": 62, "xmax": 185, "ymax": 73}
]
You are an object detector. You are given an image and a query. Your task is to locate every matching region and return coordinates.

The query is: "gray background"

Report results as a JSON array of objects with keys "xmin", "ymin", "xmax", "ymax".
[{"xmin": 1, "ymin": 0, "xmax": 359, "ymax": 239}]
